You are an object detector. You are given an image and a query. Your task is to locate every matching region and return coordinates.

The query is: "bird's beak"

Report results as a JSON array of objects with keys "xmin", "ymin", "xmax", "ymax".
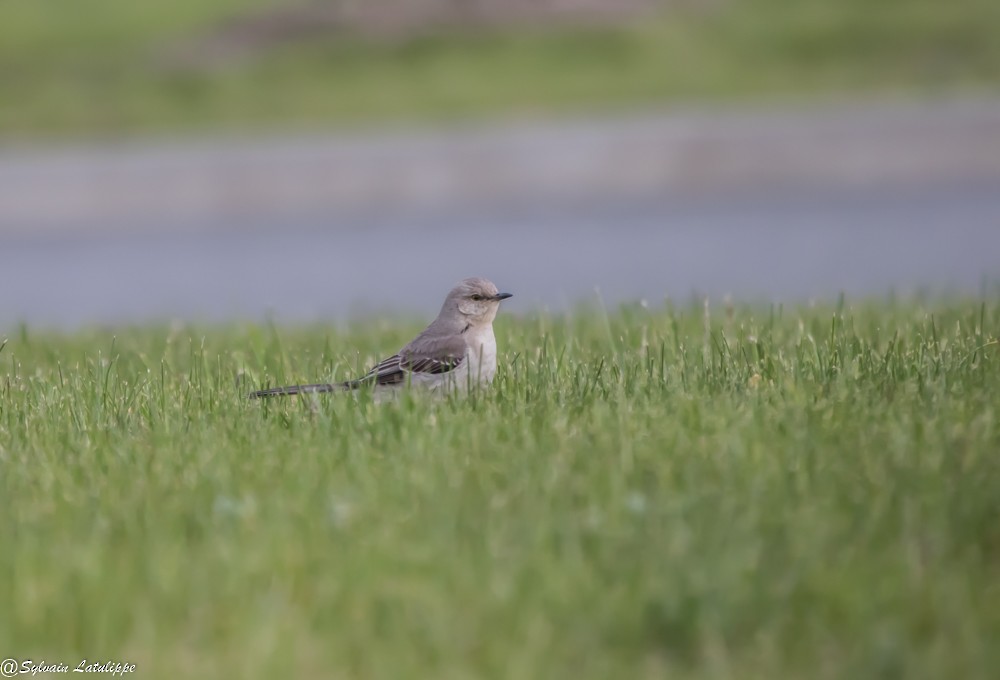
[{"xmin": 495, "ymin": 292, "xmax": 513, "ymax": 301}]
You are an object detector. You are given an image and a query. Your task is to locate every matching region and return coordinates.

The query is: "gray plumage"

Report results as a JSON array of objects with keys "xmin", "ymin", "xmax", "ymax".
[{"xmin": 250, "ymin": 277, "xmax": 512, "ymax": 399}]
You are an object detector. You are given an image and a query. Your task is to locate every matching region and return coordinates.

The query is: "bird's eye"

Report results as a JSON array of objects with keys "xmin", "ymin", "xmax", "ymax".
[{"xmin": 470, "ymin": 294, "xmax": 483, "ymax": 301}]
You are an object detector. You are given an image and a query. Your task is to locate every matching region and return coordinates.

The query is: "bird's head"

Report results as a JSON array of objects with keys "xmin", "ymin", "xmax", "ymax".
[{"xmin": 443, "ymin": 277, "xmax": 512, "ymax": 326}]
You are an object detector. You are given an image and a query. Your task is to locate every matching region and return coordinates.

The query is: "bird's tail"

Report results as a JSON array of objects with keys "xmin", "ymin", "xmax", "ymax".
[{"xmin": 249, "ymin": 382, "xmax": 348, "ymax": 399}]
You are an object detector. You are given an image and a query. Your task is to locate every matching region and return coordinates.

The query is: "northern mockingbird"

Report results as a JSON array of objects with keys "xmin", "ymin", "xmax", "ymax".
[{"xmin": 250, "ymin": 277, "xmax": 512, "ymax": 399}]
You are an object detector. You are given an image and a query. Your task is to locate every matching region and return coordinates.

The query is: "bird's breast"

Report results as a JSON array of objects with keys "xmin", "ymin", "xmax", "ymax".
[{"xmin": 464, "ymin": 326, "xmax": 498, "ymax": 384}]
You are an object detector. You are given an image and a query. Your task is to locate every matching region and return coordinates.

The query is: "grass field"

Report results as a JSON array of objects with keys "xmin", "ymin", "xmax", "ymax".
[
  {"xmin": 1, "ymin": 0, "xmax": 999, "ymax": 138},
  {"xmin": 1, "ymin": 297, "xmax": 998, "ymax": 678}
]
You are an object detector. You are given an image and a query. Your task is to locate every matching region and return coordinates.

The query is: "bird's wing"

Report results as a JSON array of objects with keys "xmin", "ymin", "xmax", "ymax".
[{"xmin": 358, "ymin": 333, "xmax": 468, "ymax": 386}]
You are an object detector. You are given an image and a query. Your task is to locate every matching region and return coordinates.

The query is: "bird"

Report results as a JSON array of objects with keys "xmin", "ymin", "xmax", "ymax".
[{"xmin": 250, "ymin": 277, "xmax": 512, "ymax": 399}]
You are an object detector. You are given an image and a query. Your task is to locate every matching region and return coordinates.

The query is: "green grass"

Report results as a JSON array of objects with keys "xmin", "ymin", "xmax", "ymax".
[
  {"xmin": 1, "ymin": 0, "xmax": 999, "ymax": 139},
  {"xmin": 1, "ymin": 296, "xmax": 999, "ymax": 678}
]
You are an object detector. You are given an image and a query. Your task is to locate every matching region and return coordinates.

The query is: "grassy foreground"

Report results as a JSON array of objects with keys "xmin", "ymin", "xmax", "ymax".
[
  {"xmin": 1, "ymin": 298, "xmax": 999, "ymax": 679},
  {"xmin": 2, "ymin": 0, "xmax": 999, "ymax": 138}
]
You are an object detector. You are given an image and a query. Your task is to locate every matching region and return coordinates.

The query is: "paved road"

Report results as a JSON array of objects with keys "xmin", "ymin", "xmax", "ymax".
[
  {"xmin": 2, "ymin": 179, "xmax": 998, "ymax": 330},
  {"xmin": 2, "ymin": 99, "xmax": 999, "ymax": 329},
  {"xmin": 4, "ymin": 98, "xmax": 1000, "ymax": 235}
]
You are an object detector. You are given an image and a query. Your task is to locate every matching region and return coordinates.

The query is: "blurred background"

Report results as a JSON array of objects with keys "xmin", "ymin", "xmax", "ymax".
[{"xmin": 1, "ymin": 0, "xmax": 999, "ymax": 329}]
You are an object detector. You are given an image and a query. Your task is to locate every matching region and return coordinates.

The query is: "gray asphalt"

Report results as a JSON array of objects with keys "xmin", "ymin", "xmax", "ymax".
[{"xmin": 2, "ymin": 180, "xmax": 998, "ymax": 330}]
